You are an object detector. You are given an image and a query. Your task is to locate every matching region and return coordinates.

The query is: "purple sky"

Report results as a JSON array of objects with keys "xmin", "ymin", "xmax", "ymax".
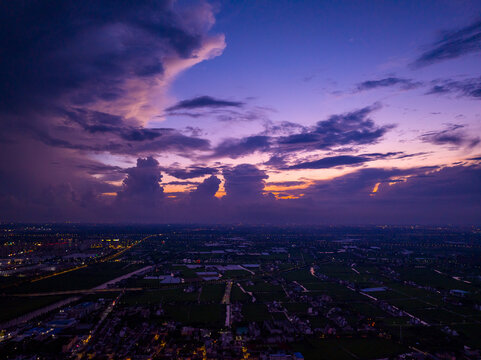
[{"xmin": 1, "ymin": 0, "xmax": 480, "ymax": 224}]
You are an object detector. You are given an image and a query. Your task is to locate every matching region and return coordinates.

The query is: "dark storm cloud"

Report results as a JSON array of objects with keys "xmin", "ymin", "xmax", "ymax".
[
  {"xmin": 61, "ymin": 108, "xmax": 168, "ymax": 142},
  {"xmin": 304, "ymin": 168, "xmax": 408, "ymax": 197},
  {"xmin": 198, "ymin": 164, "xmax": 481, "ymax": 225},
  {"xmin": 166, "ymin": 96, "xmax": 244, "ymax": 111},
  {"xmin": 164, "ymin": 165, "xmax": 218, "ymax": 179},
  {"xmin": 0, "ymin": 0, "xmax": 221, "ymax": 160},
  {"xmin": 356, "ymin": 77, "xmax": 421, "ymax": 91},
  {"xmin": 31, "ymin": 122, "xmax": 211, "ymax": 155},
  {"xmin": 0, "ymin": 0, "xmax": 225, "ymax": 223},
  {"xmin": 413, "ymin": 19, "xmax": 481, "ymax": 67},
  {"xmin": 293, "ymin": 165, "xmax": 481, "ymax": 225},
  {"xmin": 420, "ymin": 124, "xmax": 480, "ymax": 148},
  {"xmin": 76, "ymin": 163, "xmax": 122, "ymax": 175},
  {"xmin": 27, "ymin": 106, "xmax": 211, "ymax": 155},
  {"xmin": 0, "ymin": 0, "xmax": 214, "ymax": 112},
  {"xmin": 425, "ymin": 77, "xmax": 481, "ymax": 100}
]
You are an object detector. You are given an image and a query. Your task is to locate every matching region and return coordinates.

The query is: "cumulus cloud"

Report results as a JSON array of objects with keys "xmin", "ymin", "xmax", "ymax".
[
  {"xmin": 191, "ymin": 175, "xmax": 221, "ymax": 200},
  {"xmin": 413, "ymin": 18, "xmax": 481, "ymax": 67},
  {"xmin": 1, "ymin": 1, "xmax": 224, "ymax": 121},
  {"xmin": 223, "ymin": 164, "xmax": 269, "ymax": 201},
  {"xmin": 117, "ymin": 157, "xmax": 164, "ymax": 204},
  {"xmin": 0, "ymin": 1, "xmax": 230, "ymax": 223},
  {"xmin": 0, "ymin": 0, "xmax": 223, "ymax": 214}
]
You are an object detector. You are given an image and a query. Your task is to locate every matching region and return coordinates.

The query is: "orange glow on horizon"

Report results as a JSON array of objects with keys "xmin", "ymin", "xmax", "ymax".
[{"xmin": 101, "ymin": 192, "xmax": 117, "ymax": 196}]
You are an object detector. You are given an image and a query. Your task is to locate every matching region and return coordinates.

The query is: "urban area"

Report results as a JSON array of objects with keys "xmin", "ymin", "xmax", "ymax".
[{"xmin": 1, "ymin": 224, "xmax": 481, "ymax": 359}]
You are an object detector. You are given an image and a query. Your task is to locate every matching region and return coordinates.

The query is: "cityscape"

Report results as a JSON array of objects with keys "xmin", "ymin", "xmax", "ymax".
[
  {"xmin": 1, "ymin": 225, "xmax": 481, "ymax": 359},
  {"xmin": 1, "ymin": 0, "xmax": 481, "ymax": 359}
]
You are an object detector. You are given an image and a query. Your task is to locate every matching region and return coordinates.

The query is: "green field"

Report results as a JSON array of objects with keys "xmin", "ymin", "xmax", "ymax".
[
  {"xmin": 0, "ymin": 295, "xmax": 65, "ymax": 322},
  {"xmin": 164, "ymin": 304, "xmax": 225, "ymax": 326},
  {"xmin": 7, "ymin": 262, "xmax": 143, "ymax": 294},
  {"xmin": 122, "ymin": 287, "xmax": 198, "ymax": 305},
  {"xmin": 292, "ymin": 337, "xmax": 408, "ymax": 360},
  {"xmin": 199, "ymin": 283, "xmax": 225, "ymax": 302},
  {"xmin": 242, "ymin": 303, "xmax": 272, "ymax": 322}
]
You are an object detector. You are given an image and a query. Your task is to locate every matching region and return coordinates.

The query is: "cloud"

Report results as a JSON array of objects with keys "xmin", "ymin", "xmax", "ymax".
[
  {"xmin": 413, "ymin": 18, "xmax": 481, "ymax": 67},
  {"xmin": 164, "ymin": 165, "xmax": 218, "ymax": 179},
  {"xmin": 0, "ymin": 0, "xmax": 227, "ymax": 222},
  {"xmin": 0, "ymin": 0, "xmax": 225, "ymax": 119},
  {"xmin": 425, "ymin": 76, "xmax": 481, "ymax": 100},
  {"xmin": 208, "ymin": 105, "xmax": 393, "ymax": 159},
  {"xmin": 210, "ymin": 135, "xmax": 271, "ymax": 159},
  {"xmin": 166, "ymin": 96, "xmax": 244, "ymax": 111},
  {"xmin": 260, "ymin": 121, "xmax": 307, "ymax": 136},
  {"xmin": 264, "ymin": 155, "xmax": 289, "ymax": 168},
  {"xmin": 31, "ymin": 118, "xmax": 212, "ymax": 156},
  {"xmin": 289, "ymin": 165, "xmax": 481, "ymax": 225},
  {"xmin": 420, "ymin": 124, "xmax": 480, "ymax": 148},
  {"xmin": 165, "ymin": 180, "xmax": 200, "ymax": 186},
  {"xmin": 222, "ymin": 164, "xmax": 269, "ymax": 201},
  {"xmin": 289, "ymin": 155, "xmax": 371, "ymax": 169},
  {"xmin": 266, "ymin": 181, "xmax": 306, "ymax": 187},
  {"xmin": 288, "ymin": 152, "xmax": 411, "ymax": 170},
  {"xmin": 190, "ymin": 175, "xmax": 221, "ymax": 200},
  {"xmin": 0, "ymin": 0, "xmax": 223, "ymax": 201},
  {"xmin": 166, "ymin": 104, "xmax": 272, "ymax": 124},
  {"xmin": 117, "ymin": 156, "xmax": 164, "ymax": 204},
  {"xmin": 356, "ymin": 77, "xmax": 421, "ymax": 91},
  {"xmin": 277, "ymin": 104, "xmax": 392, "ymax": 152}
]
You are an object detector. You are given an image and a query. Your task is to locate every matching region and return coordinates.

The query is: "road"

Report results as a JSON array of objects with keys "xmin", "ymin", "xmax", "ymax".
[
  {"xmin": 0, "ymin": 296, "xmax": 81, "ymax": 329},
  {"xmin": 222, "ymin": 281, "xmax": 233, "ymax": 327},
  {"xmin": 0, "ymin": 236, "xmax": 156, "ymax": 329},
  {"xmin": 29, "ymin": 234, "xmax": 155, "ymax": 284}
]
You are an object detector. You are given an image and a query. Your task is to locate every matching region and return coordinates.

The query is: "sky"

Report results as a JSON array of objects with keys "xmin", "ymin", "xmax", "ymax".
[{"xmin": 0, "ymin": 0, "xmax": 480, "ymax": 224}]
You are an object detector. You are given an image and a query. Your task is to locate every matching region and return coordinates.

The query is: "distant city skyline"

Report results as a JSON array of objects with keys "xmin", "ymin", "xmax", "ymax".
[{"xmin": 0, "ymin": 0, "xmax": 480, "ymax": 224}]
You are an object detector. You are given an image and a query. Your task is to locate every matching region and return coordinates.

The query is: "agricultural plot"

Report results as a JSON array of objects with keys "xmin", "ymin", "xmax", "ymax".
[
  {"xmin": 0, "ymin": 295, "xmax": 65, "ymax": 322},
  {"xmin": 164, "ymin": 304, "xmax": 225, "ymax": 327},
  {"xmin": 292, "ymin": 337, "xmax": 408, "ymax": 360},
  {"xmin": 7, "ymin": 262, "xmax": 143, "ymax": 293},
  {"xmin": 199, "ymin": 283, "xmax": 225, "ymax": 303},
  {"xmin": 242, "ymin": 303, "xmax": 272, "ymax": 322},
  {"xmin": 122, "ymin": 287, "xmax": 198, "ymax": 305}
]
